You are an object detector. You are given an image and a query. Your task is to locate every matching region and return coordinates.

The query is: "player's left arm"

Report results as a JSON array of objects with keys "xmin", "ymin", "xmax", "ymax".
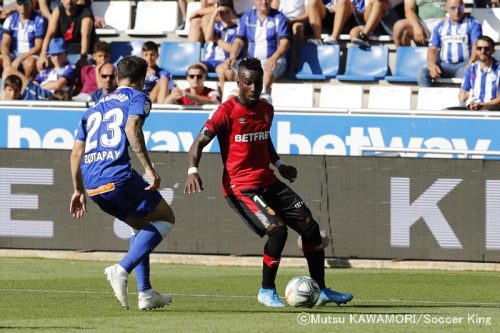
[
  {"xmin": 125, "ymin": 114, "xmax": 160, "ymax": 191},
  {"xmin": 268, "ymin": 139, "xmax": 297, "ymax": 183},
  {"xmin": 70, "ymin": 139, "xmax": 87, "ymax": 219}
]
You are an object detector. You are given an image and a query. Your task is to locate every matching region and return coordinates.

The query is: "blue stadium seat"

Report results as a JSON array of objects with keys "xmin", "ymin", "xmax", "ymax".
[
  {"xmin": 337, "ymin": 45, "xmax": 389, "ymax": 81},
  {"xmin": 294, "ymin": 44, "xmax": 340, "ymax": 80},
  {"xmin": 385, "ymin": 46, "xmax": 427, "ymax": 83},
  {"xmin": 159, "ymin": 41, "xmax": 202, "ymax": 77},
  {"xmin": 109, "ymin": 41, "xmax": 144, "ymax": 66}
]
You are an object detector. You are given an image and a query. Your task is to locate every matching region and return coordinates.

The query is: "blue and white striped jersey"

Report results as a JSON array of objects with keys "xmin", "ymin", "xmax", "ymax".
[
  {"xmin": 461, "ymin": 59, "xmax": 499, "ymax": 103},
  {"xmin": 236, "ymin": 9, "xmax": 290, "ymax": 60},
  {"xmin": 204, "ymin": 22, "xmax": 238, "ymax": 63},
  {"xmin": 430, "ymin": 16, "xmax": 482, "ymax": 64}
]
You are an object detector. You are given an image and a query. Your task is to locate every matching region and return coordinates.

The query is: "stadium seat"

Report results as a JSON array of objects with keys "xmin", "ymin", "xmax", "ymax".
[
  {"xmin": 271, "ymin": 83, "xmax": 314, "ymax": 108},
  {"xmin": 222, "ymin": 81, "xmax": 238, "ymax": 102},
  {"xmin": 294, "ymin": 44, "xmax": 340, "ymax": 80},
  {"xmin": 176, "ymin": 1, "xmax": 202, "ymax": 37},
  {"xmin": 109, "ymin": 41, "xmax": 144, "ymax": 66},
  {"xmin": 471, "ymin": 8, "xmax": 500, "ymax": 42},
  {"xmin": 91, "ymin": 1, "xmax": 133, "ymax": 36},
  {"xmin": 159, "ymin": 42, "xmax": 202, "ymax": 77},
  {"xmin": 337, "ymin": 45, "xmax": 389, "ymax": 81},
  {"xmin": 319, "ymin": 84, "xmax": 363, "ymax": 108},
  {"xmin": 126, "ymin": 1, "xmax": 178, "ymax": 36},
  {"xmin": 385, "ymin": 46, "xmax": 428, "ymax": 83},
  {"xmin": 368, "ymin": 86, "xmax": 412, "ymax": 110},
  {"xmin": 416, "ymin": 87, "xmax": 460, "ymax": 110}
]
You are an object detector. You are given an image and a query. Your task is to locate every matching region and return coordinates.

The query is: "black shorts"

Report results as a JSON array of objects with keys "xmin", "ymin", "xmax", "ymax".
[
  {"xmin": 226, "ymin": 180, "xmax": 311, "ymax": 237},
  {"xmin": 322, "ymin": 11, "xmax": 362, "ymax": 35}
]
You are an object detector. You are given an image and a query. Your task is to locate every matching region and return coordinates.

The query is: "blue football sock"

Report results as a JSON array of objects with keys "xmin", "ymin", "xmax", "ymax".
[
  {"xmin": 119, "ymin": 224, "xmax": 162, "ymax": 275},
  {"xmin": 128, "ymin": 234, "xmax": 152, "ymax": 292}
]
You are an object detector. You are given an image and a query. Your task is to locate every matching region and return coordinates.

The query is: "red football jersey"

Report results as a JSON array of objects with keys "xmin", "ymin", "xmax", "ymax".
[{"xmin": 205, "ymin": 97, "xmax": 278, "ymax": 193}]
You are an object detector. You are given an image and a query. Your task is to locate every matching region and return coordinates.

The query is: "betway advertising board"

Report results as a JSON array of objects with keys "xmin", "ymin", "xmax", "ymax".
[{"xmin": 0, "ymin": 107, "xmax": 498, "ymax": 158}]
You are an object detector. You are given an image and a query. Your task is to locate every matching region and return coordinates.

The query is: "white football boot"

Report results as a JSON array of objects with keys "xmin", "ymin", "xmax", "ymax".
[
  {"xmin": 138, "ymin": 289, "xmax": 172, "ymax": 311},
  {"xmin": 104, "ymin": 264, "xmax": 129, "ymax": 309}
]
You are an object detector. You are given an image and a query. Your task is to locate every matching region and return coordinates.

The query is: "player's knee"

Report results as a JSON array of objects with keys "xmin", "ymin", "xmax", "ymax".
[{"xmin": 266, "ymin": 223, "xmax": 288, "ymax": 243}]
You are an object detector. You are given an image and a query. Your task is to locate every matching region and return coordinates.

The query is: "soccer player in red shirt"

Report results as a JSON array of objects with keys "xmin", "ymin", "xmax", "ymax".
[{"xmin": 184, "ymin": 57, "xmax": 353, "ymax": 307}]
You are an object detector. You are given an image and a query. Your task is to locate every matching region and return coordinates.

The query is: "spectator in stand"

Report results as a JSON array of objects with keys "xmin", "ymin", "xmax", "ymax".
[
  {"xmin": 200, "ymin": 0, "xmax": 238, "ymax": 92},
  {"xmin": 73, "ymin": 41, "xmax": 110, "ymax": 101},
  {"xmin": 307, "ymin": 0, "xmax": 364, "ymax": 45},
  {"xmin": 38, "ymin": 0, "xmax": 105, "ymax": 28},
  {"xmin": 164, "ymin": 63, "xmax": 221, "ymax": 105},
  {"xmin": 417, "ymin": 0, "xmax": 482, "ymax": 87},
  {"xmin": 226, "ymin": 0, "xmax": 291, "ymax": 100},
  {"xmin": 90, "ymin": 62, "xmax": 117, "ymax": 102},
  {"xmin": 1, "ymin": 72, "xmax": 52, "ymax": 100},
  {"xmin": 393, "ymin": 0, "xmax": 446, "ymax": 47},
  {"xmin": 141, "ymin": 41, "xmax": 174, "ymax": 103},
  {"xmin": 1, "ymin": 74, "xmax": 23, "ymax": 100},
  {"xmin": 188, "ymin": 0, "xmax": 218, "ymax": 42},
  {"xmin": 272, "ymin": 0, "xmax": 309, "ymax": 71},
  {"xmin": 349, "ymin": 0, "xmax": 405, "ymax": 48},
  {"xmin": 37, "ymin": 0, "xmax": 96, "ymax": 71},
  {"xmin": 457, "ymin": 36, "xmax": 499, "ymax": 110},
  {"xmin": 1, "ymin": 0, "xmax": 46, "ymax": 80},
  {"xmin": 34, "ymin": 37, "xmax": 77, "ymax": 92},
  {"xmin": 177, "ymin": 0, "xmax": 188, "ymax": 30}
]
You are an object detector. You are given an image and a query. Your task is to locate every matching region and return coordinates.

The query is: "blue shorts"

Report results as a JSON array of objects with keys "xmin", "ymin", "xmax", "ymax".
[
  {"xmin": 88, "ymin": 171, "xmax": 162, "ymax": 221},
  {"xmin": 202, "ymin": 60, "xmax": 223, "ymax": 72}
]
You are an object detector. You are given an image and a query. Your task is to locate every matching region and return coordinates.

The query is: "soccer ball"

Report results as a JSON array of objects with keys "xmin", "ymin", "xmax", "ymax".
[{"xmin": 285, "ymin": 276, "xmax": 320, "ymax": 308}]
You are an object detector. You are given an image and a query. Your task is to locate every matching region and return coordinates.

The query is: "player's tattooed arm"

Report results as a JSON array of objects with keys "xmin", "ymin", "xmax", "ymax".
[{"xmin": 125, "ymin": 114, "xmax": 161, "ymax": 191}]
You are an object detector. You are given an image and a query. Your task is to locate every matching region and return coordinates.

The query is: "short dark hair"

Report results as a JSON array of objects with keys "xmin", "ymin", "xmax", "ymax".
[
  {"xmin": 142, "ymin": 41, "xmax": 159, "ymax": 53},
  {"xmin": 477, "ymin": 35, "xmax": 495, "ymax": 49},
  {"xmin": 4, "ymin": 74, "xmax": 22, "ymax": 91},
  {"xmin": 93, "ymin": 41, "xmax": 110, "ymax": 54},
  {"xmin": 117, "ymin": 56, "xmax": 148, "ymax": 82},
  {"xmin": 238, "ymin": 57, "xmax": 263, "ymax": 76}
]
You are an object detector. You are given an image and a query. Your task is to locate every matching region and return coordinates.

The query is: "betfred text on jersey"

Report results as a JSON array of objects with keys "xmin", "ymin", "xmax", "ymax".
[{"xmin": 234, "ymin": 131, "xmax": 270, "ymax": 143}]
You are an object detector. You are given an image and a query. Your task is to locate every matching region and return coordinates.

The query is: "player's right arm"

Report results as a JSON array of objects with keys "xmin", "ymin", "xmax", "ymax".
[
  {"xmin": 70, "ymin": 139, "xmax": 87, "ymax": 219},
  {"xmin": 184, "ymin": 128, "xmax": 215, "ymax": 194},
  {"xmin": 125, "ymin": 114, "xmax": 160, "ymax": 191}
]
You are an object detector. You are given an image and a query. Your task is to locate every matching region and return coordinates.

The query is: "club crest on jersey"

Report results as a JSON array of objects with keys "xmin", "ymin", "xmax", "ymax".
[
  {"xmin": 144, "ymin": 101, "xmax": 151, "ymax": 115},
  {"xmin": 264, "ymin": 112, "xmax": 270, "ymax": 123},
  {"xmin": 239, "ymin": 117, "xmax": 246, "ymax": 124}
]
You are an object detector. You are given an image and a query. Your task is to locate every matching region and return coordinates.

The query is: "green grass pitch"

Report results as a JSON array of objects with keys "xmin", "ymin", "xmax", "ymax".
[{"xmin": 0, "ymin": 258, "xmax": 499, "ymax": 332}]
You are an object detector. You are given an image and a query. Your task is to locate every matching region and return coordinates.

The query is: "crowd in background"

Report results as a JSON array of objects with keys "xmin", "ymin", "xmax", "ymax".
[{"xmin": 0, "ymin": 0, "xmax": 498, "ymax": 110}]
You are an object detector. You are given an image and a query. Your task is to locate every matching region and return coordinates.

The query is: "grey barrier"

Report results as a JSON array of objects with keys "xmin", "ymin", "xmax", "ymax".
[{"xmin": 1, "ymin": 148, "xmax": 500, "ymax": 262}]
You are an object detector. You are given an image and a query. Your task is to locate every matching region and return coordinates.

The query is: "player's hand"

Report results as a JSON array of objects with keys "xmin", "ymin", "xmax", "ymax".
[
  {"xmin": 225, "ymin": 57, "xmax": 235, "ymax": 70},
  {"xmin": 184, "ymin": 173, "xmax": 204, "ymax": 194},
  {"xmin": 70, "ymin": 191, "xmax": 87, "ymax": 219},
  {"xmin": 144, "ymin": 167, "xmax": 161, "ymax": 191},
  {"xmin": 278, "ymin": 164, "xmax": 297, "ymax": 183}
]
